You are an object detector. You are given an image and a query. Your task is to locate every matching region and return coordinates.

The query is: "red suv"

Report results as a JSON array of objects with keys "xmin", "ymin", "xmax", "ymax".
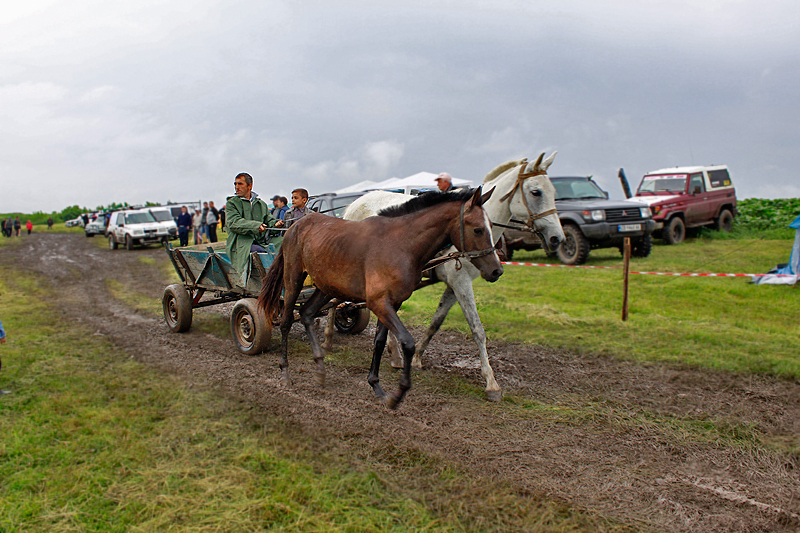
[{"xmin": 633, "ymin": 165, "xmax": 737, "ymax": 244}]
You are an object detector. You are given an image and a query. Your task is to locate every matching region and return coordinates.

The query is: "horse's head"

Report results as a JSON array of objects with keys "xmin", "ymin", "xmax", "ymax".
[
  {"xmin": 507, "ymin": 152, "xmax": 565, "ymax": 253},
  {"xmin": 458, "ymin": 187, "xmax": 504, "ymax": 283}
]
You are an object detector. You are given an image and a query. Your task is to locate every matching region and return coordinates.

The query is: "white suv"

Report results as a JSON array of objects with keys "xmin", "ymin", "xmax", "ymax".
[
  {"xmin": 107, "ymin": 209, "xmax": 173, "ymax": 250},
  {"xmin": 147, "ymin": 207, "xmax": 179, "ymax": 242}
]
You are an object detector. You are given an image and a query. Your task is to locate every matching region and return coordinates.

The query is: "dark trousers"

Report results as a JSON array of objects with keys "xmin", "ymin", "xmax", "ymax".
[
  {"xmin": 178, "ymin": 230, "xmax": 189, "ymax": 247},
  {"xmin": 208, "ymin": 223, "xmax": 217, "ymax": 243}
]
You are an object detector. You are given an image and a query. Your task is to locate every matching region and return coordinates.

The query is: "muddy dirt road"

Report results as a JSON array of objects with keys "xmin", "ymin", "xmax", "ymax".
[{"xmin": 5, "ymin": 233, "xmax": 799, "ymax": 532}]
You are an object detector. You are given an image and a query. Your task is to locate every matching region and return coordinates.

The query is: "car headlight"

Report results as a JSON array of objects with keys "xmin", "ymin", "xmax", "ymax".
[
  {"xmin": 582, "ymin": 210, "xmax": 605, "ymax": 222},
  {"xmin": 640, "ymin": 207, "xmax": 652, "ymax": 218}
]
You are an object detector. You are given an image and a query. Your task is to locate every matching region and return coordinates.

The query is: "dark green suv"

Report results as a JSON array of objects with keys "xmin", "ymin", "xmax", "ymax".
[{"xmin": 504, "ymin": 176, "xmax": 656, "ymax": 265}]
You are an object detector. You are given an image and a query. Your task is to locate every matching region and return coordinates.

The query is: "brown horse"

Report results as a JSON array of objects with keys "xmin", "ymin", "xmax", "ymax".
[{"xmin": 258, "ymin": 187, "xmax": 503, "ymax": 409}]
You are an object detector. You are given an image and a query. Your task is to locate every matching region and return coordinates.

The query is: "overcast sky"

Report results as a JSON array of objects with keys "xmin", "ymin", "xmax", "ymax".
[{"xmin": 2, "ymin": 0, "xmax": 799, "ymax": 213}]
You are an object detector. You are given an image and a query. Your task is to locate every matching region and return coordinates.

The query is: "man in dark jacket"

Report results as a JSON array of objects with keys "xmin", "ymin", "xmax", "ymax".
[
  {"xmin": 176, "ymin": 206, "xmax": 192, "ymax": 246},
  {"xmin": 225, "ymin": 173, "xmax": 284, "ymax": 287}
]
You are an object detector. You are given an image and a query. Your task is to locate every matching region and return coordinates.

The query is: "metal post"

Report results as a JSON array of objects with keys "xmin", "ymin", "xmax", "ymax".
[{"xmin": 622, "ymin": 237, "xmax": 631, "ymax": 321}]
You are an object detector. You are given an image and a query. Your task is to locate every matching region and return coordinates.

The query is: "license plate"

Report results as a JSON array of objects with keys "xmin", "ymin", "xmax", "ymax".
[{"xmin": 618, "ymin": 224, "xmax": 641, "ymax": 232}]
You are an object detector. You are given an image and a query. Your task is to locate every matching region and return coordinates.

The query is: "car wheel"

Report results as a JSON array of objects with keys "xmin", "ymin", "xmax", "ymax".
[
  {"xmin": 631, "ymin": 234, "xmax": 653, "ymax": 258},
  {"xmin": 231, "ymin": 299, "xmax": 272, "ymax": 355},
  {"xmin": 556, "ymin": 225, "xmax": 590, "ymax": 265},
  {"xmin": 334, "ymin": 306, "xmax": 371, "ymax": 334},
  {"xmin": 663, "ymin": 217, "xmax": 685, "ymax": 245},
  {"xmin": 717, "ymin": 209, "xmax": 734, "ymax": 232},
  {"xmin": 162, "ymin": 284, "xmax": 193, "ymax": 333},
  {"xmin": 109, "ymin": 235, "xmax": 118, "ymax": 250},
  {"xmin": 125, "ymin": 235, "xmax": 134, "ymax": 251}
]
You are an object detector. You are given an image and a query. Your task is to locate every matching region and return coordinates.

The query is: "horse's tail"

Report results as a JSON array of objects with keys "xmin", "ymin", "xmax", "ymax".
[{"xmin": 258, "ymin": 245, "xmax": 284, "ymax": 320}]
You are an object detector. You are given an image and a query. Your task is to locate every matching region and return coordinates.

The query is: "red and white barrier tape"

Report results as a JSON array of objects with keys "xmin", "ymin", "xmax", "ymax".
[{"xmin": 500, "ymin": 261, "xmax": 796, "ymax": 278}]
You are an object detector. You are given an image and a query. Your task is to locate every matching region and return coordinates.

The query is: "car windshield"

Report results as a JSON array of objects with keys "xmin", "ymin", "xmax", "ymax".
[
  {"xmin": 125, "ymin": 212, "xmax": 156, "ymax": 224},
  {"xmin": 638, "ymin": 174, "xmax": 687, "ymax": 193},
  {"xmin": 552, "ymin": 178, "xmax": 607, "ymax": 200},
  {"xmin": 149, "ymin": 210, "xmax": 173, "ymax": 222}
]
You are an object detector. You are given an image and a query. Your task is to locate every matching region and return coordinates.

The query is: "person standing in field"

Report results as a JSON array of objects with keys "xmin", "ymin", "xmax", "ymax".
[
  {"xmin": 176, "ymin": 206, "xmax": 192, "ymax": 247},
  {"xmin": 25, "ymin": 220, "xmax": 32, "ymax": 235},
  {"xmin": 192, "ymin": 208, "xmax": 203, "ymax": 245},
  {"xmin": 207, "ymin": 201, "xmax": 219, "ymax": 243},
  {"xmin": 47, "ymin": 217, "xmax": 54, "ymax": 230},
  {"xmin": 200, "ymin": 202, "xmax": 210, "ymax": 243},
  {"xmin": 13, "ymin": 217, "xmax": 21, "ymax": 237},
  {"xmin": 0, "ymin": 317, "xmax": 9, "ymax": 395}
]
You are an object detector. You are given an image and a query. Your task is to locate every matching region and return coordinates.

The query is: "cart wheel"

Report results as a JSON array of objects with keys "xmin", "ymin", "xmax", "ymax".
[
  {"xmin": 334, "ymin": 306, "xmax": 371, "ymax": 334},
  {"xmin": 162, "ymin": 284, "xmax": 192, "ymax": 333},
  {"xmin": 231, "ymin": 298, "xmax": 272, "ymax": 355}
]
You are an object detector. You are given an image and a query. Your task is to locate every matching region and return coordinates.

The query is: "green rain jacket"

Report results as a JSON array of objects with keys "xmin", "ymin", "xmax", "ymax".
[{"xmin": 225, "ymin": 193, "xmax": 282, "ymax": 286}]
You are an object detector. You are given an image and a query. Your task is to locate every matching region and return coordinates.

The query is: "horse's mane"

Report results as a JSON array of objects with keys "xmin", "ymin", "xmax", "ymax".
[
  {"xmin": 377, "ymin": 189, "xmax": 475, "ymax": 218},
  {"xmin": 483, "ymin": 159, "xmax": 525, "ymax": 184}
]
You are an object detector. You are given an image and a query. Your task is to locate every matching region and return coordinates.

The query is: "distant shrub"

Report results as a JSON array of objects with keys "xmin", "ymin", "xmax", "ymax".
[{"xmin": 735, "ymin": 198, "xmax": 800, "ymax": 230}]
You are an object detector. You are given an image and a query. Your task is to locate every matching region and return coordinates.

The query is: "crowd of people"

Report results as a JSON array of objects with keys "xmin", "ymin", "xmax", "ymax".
[
  {"xmin": 1, "ymin": 216, "xmax": 35, "ymax": 237},
  {"xmin": 175, "ymin": 201, "xmax": 225, "ymax": 246}
]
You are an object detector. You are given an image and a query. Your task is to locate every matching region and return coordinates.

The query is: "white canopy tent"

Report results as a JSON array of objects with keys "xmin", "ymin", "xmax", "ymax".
[{"xmin": 335, "ymin": 172, "xmax": 472, "ymax": 195}]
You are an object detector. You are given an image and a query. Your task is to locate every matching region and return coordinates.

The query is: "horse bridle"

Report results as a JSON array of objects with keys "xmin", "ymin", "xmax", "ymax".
[
  {"xmin": 496, "ymin": 158, "xmax": 558, "ymax": 252},
  {"xmin": 422, "ymin": 199, "xmax": 497, "ymax": 273}
]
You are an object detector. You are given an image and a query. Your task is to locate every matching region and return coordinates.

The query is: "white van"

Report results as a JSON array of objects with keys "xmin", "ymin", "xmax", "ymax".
[{"xmin": 147, "ymin": 207, "xmax": 179, "ymax": 242}]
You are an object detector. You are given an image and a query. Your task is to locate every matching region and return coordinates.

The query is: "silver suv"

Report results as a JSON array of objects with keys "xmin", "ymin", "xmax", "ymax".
[{"xmin": 107, "ymin": 209, "xmax": 173, "ymax": 250}]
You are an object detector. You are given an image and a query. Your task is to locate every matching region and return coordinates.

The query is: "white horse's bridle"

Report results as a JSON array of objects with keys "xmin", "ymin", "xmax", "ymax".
[{"xmin": 498, "ymin": 158, "xmax": 558, "ymax": 228}]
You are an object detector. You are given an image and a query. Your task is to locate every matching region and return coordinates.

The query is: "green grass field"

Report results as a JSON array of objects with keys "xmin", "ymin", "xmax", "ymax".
[
  {"xmin": 400, "ymin": 236, "xmax": 800, "ymax": 378},
  {"xmin": 1, "ymin": 229, "xmax": 797, "ymax": 531},
  {"xmin": 0, "ymin": 236, "xmax": 628, "ymax": 532}
]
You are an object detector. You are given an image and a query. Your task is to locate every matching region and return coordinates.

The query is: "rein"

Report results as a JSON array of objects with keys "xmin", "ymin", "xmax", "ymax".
[{"xmin": 421, "ymin": 200, "xmax": 496, "ymax": 273}]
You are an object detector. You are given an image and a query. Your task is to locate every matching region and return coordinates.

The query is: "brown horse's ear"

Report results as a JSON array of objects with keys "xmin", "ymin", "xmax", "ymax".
[
  {"xmin": 531, "ymin": 152, "xmax": 545, "ymax": 171},
  {"xmin": 470, "ymin": 186, "xmax": 484, "ymax": 207},
  {"xmin": 480, "ymin": 186, "xmax": 495, "ymax": 205}
]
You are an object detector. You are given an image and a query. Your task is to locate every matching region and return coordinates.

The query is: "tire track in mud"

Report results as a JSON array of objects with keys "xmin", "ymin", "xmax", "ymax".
[{"xmin": 5, "ymin": 233, "xmax": 799, "ymax": 532}]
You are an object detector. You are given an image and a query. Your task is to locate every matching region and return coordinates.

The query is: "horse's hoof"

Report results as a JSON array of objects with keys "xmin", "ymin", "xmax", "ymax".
[
  {"xmin": 385, "ymin": 392, "xmax": 401, "ymax": 410},
  {"xmin": 313, "ymin": 371, "xmax": 326, "ymax": 388},
  {"xmin": 486, "ymin": 390, "xmax": 502, "ymax": 402}
]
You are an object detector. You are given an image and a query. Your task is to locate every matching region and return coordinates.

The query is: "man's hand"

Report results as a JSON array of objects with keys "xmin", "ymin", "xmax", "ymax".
[
  {"xmin": 275, "ymin": 220, "xmax": 285, "ymax": 228},
  {"xmin": 258, "ymin": 223, "xmax": 268, "ymax": 233}
]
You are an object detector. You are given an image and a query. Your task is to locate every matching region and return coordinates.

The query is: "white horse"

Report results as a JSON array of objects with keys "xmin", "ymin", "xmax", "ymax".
[{"xmin": 330, "ymin": 153, "xmax": 563, "ymax": 402}]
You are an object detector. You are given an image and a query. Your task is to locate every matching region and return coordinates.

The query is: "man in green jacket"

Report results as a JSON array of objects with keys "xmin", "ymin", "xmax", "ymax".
[{"xmin": 226, "ymin": 172, "xmax": 284, "ymax": 286}]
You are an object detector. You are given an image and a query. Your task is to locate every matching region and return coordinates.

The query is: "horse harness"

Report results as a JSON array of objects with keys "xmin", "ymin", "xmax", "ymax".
[
  {"xmin": 421, "ymin": 199, "xmax": 497, "ymax": 273},
  {"xmin": 495, "ymin": 158, "xmax": 559, "ymax": 251}
]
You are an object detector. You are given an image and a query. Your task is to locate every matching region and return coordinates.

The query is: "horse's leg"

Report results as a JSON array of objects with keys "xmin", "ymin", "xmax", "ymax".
[
  {"xmin": 450, "ymin": 278, "xmax": 501, "ymax": 402},
  {"xmin": 321, "ymin": 307, "xmax": 336, "ymax": 352},
  {"xmin": 372, "ymin": 306, "xmax": 416, "ymax": 409},
  {"xmin": 368, "ymin": 320, "xmax": 390, "ymax": 400},
  {"xmin": 298, "ymin": 289, "xmax": 334, "ymax": 387},
  {"xmin": 279, "ymin": 272, "xmax": 306, "ymax": 388},
  {"xmin": 415, "ymin": 286, "xmax": 459, "ymax": 366}
]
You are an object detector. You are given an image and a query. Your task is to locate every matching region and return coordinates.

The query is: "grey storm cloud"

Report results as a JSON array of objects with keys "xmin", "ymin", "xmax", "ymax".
[{"xmin": 1, "ymin": 0, "xmax": 799, "ymax": 213}]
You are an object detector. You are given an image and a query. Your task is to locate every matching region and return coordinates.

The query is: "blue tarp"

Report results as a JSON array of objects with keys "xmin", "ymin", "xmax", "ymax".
[{"xmin": 753, "ymin": 214, "xmax": 800, "ymax": 285}]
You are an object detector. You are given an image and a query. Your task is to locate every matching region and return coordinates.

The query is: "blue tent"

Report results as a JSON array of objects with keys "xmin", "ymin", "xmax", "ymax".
[{"xmin": 753, "ymin": 214, "xmax": 800, "ymax": 285}]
